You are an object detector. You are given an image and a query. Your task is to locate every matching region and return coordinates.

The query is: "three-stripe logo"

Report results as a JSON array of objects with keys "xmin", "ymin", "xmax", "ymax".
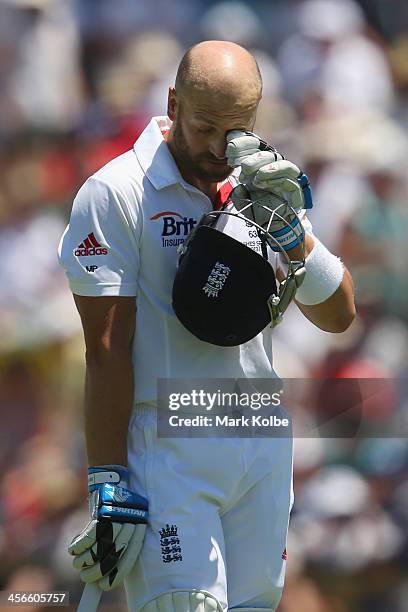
[{"xmin": 74, "ymin": 232, "xmax": 108, "ymax": 256}]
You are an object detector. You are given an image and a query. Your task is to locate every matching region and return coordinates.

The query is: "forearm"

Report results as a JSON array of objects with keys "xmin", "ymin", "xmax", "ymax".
[
  {"xmin": 84, "ymin": 349, "xmax": 134, "ymax": 466},
  {"xmin": 295, "ymin": 267, "xmax": 355, "ymax": 332},
  {"xmin": 287, "ymin": 233, "xmax": 356, "ymax": 333}
]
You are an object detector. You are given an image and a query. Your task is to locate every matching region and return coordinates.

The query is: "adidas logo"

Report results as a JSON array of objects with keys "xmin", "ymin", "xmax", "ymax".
[{"xmin": 74, "ymin": 232, "xmax": 108, "ymax": 257}]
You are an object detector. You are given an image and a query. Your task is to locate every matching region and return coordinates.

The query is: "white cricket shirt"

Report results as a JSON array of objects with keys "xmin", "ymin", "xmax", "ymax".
[{"xmin": 58, "ymin": 116, "xmax": 281, "ymax": 403}]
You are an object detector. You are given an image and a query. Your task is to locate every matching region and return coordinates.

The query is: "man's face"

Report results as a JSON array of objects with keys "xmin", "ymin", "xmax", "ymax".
[{"xmin": 169, "ymin": 90, "xmax": 258, "ymax": 183}]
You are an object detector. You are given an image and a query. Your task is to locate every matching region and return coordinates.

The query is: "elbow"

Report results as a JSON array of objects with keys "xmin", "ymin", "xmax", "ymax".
[{"xmin": 329, "ymin": 305, "xmax": 357, "ymax": 333}]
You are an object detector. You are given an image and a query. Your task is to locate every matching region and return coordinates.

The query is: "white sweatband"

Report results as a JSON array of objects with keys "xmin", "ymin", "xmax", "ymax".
[{"xmin": 294, "ymin": 238, "xmax": 345, "ymax": 305}]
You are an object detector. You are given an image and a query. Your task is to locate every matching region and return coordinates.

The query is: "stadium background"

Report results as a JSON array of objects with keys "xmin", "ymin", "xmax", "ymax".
[{"xmin": 0, "ymin": 0, "xmax": 407, "ymax": 610}]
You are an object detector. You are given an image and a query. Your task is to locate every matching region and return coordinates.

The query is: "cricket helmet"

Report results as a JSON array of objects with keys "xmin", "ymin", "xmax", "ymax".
[{"xmin": 172, "ymin": 187, "xmax": 306, "ymax": 347}]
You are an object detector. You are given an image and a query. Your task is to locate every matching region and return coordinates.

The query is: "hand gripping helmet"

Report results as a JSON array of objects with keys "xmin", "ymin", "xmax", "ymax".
[{"xmin": 172, "ymin": 186, "xmax": 307, "ymax": 347}]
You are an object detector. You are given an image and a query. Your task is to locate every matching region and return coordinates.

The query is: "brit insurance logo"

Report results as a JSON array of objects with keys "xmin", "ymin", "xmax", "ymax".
[
  {"xmin": 150, "ymin": 211, "xmax": 197, "ymax": 248},
  {"xmin": 74, "ymin": 232, "xmax": 109, "ymax": 257}
]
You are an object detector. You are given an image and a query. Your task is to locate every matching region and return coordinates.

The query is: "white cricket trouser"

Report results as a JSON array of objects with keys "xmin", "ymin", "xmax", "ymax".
[{"xmin": 125, "ymin": 404, "xmax": 294, "ymax": 611}]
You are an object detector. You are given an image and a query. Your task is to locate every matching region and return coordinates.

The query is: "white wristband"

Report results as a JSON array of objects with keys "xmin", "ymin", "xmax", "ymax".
[{"xmin": 294, "ymin": 237, "xmax": 344, "ymax": 305}]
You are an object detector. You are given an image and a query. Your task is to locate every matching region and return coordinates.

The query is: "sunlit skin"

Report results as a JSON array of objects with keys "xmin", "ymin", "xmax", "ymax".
[
  {"xmin": 165, "ymin": 40, "xmax": 262, "ymax": 202},
  {"xmin": 72, "ymin": 41, "xmax": 355, "ymax": 470},
  {"xmin": 164, "ymin": 40, "xmax": 356, "ymax": 332}
]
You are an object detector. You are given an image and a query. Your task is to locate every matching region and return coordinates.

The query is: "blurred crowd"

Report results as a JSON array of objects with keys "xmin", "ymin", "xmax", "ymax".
[{"xmin": 0, "ymin": 0, "xmax": 407, "ymax": 610}]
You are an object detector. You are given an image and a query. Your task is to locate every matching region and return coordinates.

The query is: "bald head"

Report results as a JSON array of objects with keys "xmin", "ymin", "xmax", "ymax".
[
  {"xmin": 175, "ymin": 40, "xmax": 262, "ymax": 107},
  {"xmin": 166, "ymin": 41, "xmax": 262, "ymax": 188}
]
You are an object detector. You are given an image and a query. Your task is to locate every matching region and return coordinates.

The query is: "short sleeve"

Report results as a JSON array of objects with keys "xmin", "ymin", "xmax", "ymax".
[{"xmin": 58, "ymin": 177, "xmax": 141, "ymax": 296}]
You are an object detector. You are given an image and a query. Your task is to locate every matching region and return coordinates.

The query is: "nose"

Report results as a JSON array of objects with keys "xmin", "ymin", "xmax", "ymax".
[{"xmin": 208, "ymin": 137, "xmax": 227, "ymax": 160}]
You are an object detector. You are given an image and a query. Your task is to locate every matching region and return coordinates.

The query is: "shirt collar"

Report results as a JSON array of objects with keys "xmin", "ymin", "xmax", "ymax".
[{"xmin": 134, "ymin": 116, "xmax": 187, "ymax": 191}]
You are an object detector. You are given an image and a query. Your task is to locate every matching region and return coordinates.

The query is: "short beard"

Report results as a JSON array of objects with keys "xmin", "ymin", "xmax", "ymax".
[{"xmin": 172, "ymin": 118, "xmax": 232, "ymax": 183}]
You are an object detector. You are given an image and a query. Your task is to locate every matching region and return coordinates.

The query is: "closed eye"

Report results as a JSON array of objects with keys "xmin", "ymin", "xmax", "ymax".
[{"xmin": 197, "ymin": 126, "xmax": 214, "ymax": 134}]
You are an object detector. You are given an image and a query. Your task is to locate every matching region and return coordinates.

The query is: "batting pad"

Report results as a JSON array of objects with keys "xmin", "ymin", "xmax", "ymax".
[
  {"xmin": 231, "ymin": 608, "xmax": 276, "ymax": 611},
  {"xmin": 139, "ymin": 589, "xmax": 225, "ymax": 611}
]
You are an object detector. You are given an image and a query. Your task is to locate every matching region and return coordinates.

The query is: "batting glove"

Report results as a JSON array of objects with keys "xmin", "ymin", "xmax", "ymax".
[
  {"xmin": 68, "ymin": 465, "xmax": 148, "ymax": 591},
  {"xmin": 226, "ymin": 130, "xmax": 313, "ymax": 251},
  {"xmin": 226, "ymin": 130, "xmax": 271, "ymax": 167},
  {"xmin": 239, "ymin": 154, "xmax": 313, "ymax": 212}
]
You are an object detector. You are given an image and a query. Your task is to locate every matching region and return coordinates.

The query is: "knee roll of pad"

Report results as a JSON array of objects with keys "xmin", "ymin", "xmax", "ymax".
[
  {"xmin": 139, "ymin": 589, "xmax": 225, "ymax": 611},
  {"xmin": 231, "ymin": 608, "xmax": 276, "ymax": 611}
]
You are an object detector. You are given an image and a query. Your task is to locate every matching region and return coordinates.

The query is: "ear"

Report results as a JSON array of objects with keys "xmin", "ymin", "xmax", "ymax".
[{"xmin": 167, "ymin": 87, "xmax": 178, "ymax": 121}]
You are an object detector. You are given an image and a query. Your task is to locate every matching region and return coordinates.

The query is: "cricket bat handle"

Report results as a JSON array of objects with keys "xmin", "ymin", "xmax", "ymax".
[{"xmin": 77, "ymin": 583, "xmax": 102, "ymax": 611}]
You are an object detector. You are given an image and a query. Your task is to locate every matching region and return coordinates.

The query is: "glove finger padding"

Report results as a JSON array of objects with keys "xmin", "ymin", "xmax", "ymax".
[
  {"xmin": 72, "ymin": 521, "xmax": 134, "ymax": 571},
  {"xmin": 238, "ymin": 151, "xmax": 284, "ymax": 184},
  {"xmin": 252, "ymin": 159, "xmax": 301, "ymax": 184},
  {"xmin": 251, "ymin": 160, "xmax": 304, "ymax": 210},
  {"xmin": 250, "ymin": 189, "xmax": 293, "ymax": 227},
  {"xmin": 255, "ymin": 179, "xmax": 303, "ymax": 210},
  {"xmin": 72, "ymin": 548, "xmax": 96, "ymax": 570},
  {"xmin": 231, "ymin": 185, "xmax": 291, "ymax": 229},
  {"xmin": 231, "ymin": 186, "xmax": 287, "ymax": 229},
  {"xmin": 68, "ymin": 518, "xmax": 123, "ymax": 556},
  {"xmin": 98, "ymin": 524, "xmax": 147, "ymax": 591},
  {"xmin": 78, "ymin": 522, "xmax": 137, "ymax": 583},
  {"xmin": 225, "ymin": 131, "xmax": 260, "ymax": 167}
]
